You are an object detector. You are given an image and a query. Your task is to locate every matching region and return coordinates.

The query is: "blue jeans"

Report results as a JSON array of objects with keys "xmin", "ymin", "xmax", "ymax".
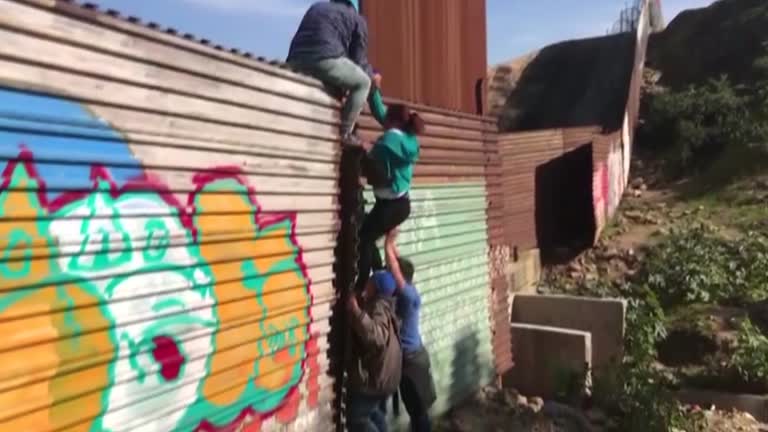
[{"xmin": 347, "ymin": 392, "xmax": 388, "ymax": 432}]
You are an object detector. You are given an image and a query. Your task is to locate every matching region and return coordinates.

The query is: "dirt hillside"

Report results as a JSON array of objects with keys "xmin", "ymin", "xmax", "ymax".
[
  {"xmin": 489, "ymin": 33, "xmax": 635, "ymax": 133},
  {"xmin": 648, "ymin": 0, "xmax": 768, "ymax": 89}
]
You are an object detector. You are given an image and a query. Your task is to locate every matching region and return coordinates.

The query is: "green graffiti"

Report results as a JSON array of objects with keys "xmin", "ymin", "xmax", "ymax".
[
  {"xmin": 143, "ymin": 218, "xmax": 170, "ymax": 263},
  {"xmin": 1, "ymin": 161, "xmax": 312, "ymax": 431},
  {"xmin": 0, "ymin": 229, "xmax": 33, "ymax": 278}
]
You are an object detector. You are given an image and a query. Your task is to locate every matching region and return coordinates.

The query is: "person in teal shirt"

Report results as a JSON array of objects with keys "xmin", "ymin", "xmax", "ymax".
[{"xmin": 355, "ymin": 104, "xmax": 423, "ymax": 292}]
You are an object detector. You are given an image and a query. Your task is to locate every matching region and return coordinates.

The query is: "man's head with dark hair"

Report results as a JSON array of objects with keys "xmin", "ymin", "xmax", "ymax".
[{"xmin": 397, "ymin": 257, "xmax": 415, "ymax": 284}]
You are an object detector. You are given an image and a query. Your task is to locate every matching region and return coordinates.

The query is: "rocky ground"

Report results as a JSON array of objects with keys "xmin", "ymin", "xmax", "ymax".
[
  {"xmin": 434, "ymin": 158, "xmax": 767, "ymax": 432},
  {"xmin": 434, "ymin": 386, "xmax": 763, "ymax": 432}
]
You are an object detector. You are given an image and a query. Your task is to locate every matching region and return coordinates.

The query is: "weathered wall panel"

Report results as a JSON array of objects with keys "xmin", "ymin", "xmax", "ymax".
[
  {"xmin": 592, "ymin": 0, "xmax": 652, "ymax": 237},
  {"xmin": 362, "ymin": 0, "xmax": 488, "ymax": 114},
  {"xmin": 360, "ymin": 105, "xmax": 507, "ymax": 416},
  {"xmin": 500, "ymin": 130, "xmax": 566, "ymax": 251},
  {"xmin": 1, "ymin": 1, "xmax": 513, "ymax": 430},
  {"xmin": 0, "ymin": 1, "xmax": 339, "ymax": 430},
  {"xmin": 500, "ymin": 0, "xmax": 654, "ymax": 250},
  {"xmin": 364, "ymin": 184, "xmax": 496, "ymax": 418}
]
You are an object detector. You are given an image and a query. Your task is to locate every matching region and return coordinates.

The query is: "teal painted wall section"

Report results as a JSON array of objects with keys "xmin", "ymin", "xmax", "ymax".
[{"xmin": 365, "ymin": 183, "xmax": 496, "ymax": 419}]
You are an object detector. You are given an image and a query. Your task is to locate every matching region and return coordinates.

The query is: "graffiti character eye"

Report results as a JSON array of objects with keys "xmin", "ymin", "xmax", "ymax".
[
  {"xmin": 70, "ymin": 227, "xmax": 132, "ymax": 272},
  {"xmin": 0, "ymin": 229, "xmax": 33, "ymax": 278},
  {"xmin": 143, "ymin": 219, "xmax": 170, "ymax": 263}
]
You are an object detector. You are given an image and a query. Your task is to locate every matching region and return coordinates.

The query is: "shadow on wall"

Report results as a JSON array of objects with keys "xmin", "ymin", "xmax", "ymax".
[
  {"xmin": 498, "ymin": 33, "xmax": 636, "ymax": 132},
  {"xmin": 449, "ymin": 331, "xmax": 482, "ymax": 408},
  {"xmin": 535, "ymin": 143, "xmax": 596, "ymax": 265}
]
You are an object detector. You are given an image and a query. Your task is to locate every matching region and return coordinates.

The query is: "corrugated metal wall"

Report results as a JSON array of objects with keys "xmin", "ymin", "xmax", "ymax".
[
  {"xmin": 0, "ymin": 0, "xmax": 657, "ymax": 428},
  {"xmin": 0, "ymin": 0, "xmax": 339, "ymax": 430},
  {"xmin": 0, "ymin": 1, "xmax": 511, "ymax": 431},
  {"xmin": 359, "ymin": 105, "xmax": 510, "ymax": 419},
  {"xmin": 362, "ymin": 0, "xmax": 488, "ymax": 114}
]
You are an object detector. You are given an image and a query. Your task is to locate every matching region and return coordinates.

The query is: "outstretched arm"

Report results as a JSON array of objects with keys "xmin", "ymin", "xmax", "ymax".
[
  {"xmin": 385, "ymin": 229, "xmax": 406, "ymax": 291},
  {"xmin": 368, "ymin": 86, "xmax": 388, "ymax": 127}
]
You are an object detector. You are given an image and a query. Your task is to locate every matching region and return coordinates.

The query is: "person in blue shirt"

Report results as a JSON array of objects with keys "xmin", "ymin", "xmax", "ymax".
[
  {"xmin": 386, "ymin": 253, "xmax": 436, "ymax": 432},
  {"xmin": 287, "ymin": 0, "xmax": 388, "ymax": 145}
]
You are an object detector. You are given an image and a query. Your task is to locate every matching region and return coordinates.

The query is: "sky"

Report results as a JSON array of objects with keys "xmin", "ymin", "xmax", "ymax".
[{"xmin": 93, "ymin": 0, "xmax": 715, "ymax": 65}]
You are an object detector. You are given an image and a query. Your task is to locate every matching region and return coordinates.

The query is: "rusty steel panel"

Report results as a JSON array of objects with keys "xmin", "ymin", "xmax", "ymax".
[
  {"xmin": 499, "ymin": 130, "xmax": 565, "ymax": 251},
  {"xmin": 498, "ymin": 0, "xmax": 654, "ymax": 252},
  {"xmin": 563, "ymin": 126, "xmax": 601, "ymax": 150},
  {"xmin": 483, "ymin": 125, "xmax": 513, "ymax": 375},
  {"xmin": 362, "ymin": 0, "xmax": 488, "ymax": 114},
  {"xmin": 0, "ymin": 1, "xmax": 340, "ymax": 430}
]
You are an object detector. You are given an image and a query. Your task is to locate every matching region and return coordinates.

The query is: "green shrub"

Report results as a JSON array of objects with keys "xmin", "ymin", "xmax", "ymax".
[
  {"xmin": 732, "ymin": 318, "xmax": 768, "ymax": 386},
  {"xmin": 594, "ymin": 290, "xmax": 706, "ymax": 432},
  {"xmin": 643, "ymin": 76, "xmax": 768, "ymax": 173},
  {"xmin": 636, "ymin": 225, "xmax": 768, "ymax": 307},
  {"xmin": 636, "ymin": 225, "xmax": 734, "ymax": 306}
]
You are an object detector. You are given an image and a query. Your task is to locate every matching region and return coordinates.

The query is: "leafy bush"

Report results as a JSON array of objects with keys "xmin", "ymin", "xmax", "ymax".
[
  {"xmin": 594, "ymin": 289, "xmax": 705, "ymax": 432},
  {"xmin": 636, "ymin": 225, "xmax": 768, "ymax": 307},
  {"xmin": 637, "ymin": 225, "xmax": 734, "ymax": 306},
  {"xmin": 643, "ymin": 76, "xmax": 768, "ymax": 173},
  {"xmin": 732, "ymin": 318, "xmax": 768, "ymax": 386}
]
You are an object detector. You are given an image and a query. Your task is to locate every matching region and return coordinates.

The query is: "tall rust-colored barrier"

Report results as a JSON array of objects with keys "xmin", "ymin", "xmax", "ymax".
[{"xmin": 499, "ymin": 0, "xmax": 653, "ymax": 256}]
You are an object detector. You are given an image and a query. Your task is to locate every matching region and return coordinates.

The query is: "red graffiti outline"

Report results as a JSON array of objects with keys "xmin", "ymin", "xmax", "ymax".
[{"xmin": 0, "ymin": 150, "xmax": 319, "ymax": 431}]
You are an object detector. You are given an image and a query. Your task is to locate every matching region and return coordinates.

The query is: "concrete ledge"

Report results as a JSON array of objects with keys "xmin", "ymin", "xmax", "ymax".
[
  {"xmin": 678, "ymin": 389, "xmax": 768, "ymax": 422},
  {"xmin": 512, "ymin": 294, "xmax": 626, "ymax": 370},
  {"xmin": 504, "ymin": 323, "xmax": 592, "ymax": 399}
]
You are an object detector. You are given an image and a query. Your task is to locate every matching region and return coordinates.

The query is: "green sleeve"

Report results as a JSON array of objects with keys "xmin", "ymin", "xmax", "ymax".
[{"xmin": 368, "ymin": 87, "xmax": 388, "ymax": 127}]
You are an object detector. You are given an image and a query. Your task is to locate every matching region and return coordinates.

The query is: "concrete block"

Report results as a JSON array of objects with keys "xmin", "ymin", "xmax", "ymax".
[
  {"xmin": 504, "ymin": 323, "xmax": 591, "ymax": 400},
  {"xmin": 678, "ymin": 389, "xmax": 768, "ymax": 422},
  {"xmin": 512, "ymin": 294, "xmax": 626, "ymax": 370},
  {"xmin": 506, "ymin": 248, "xmax": 541, "ymax": 297}
]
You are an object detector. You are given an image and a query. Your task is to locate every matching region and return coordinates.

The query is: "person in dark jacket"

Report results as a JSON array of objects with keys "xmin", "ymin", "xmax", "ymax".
[
  {"xmin": 287, "ymin": 0, "xmax": 386, "ymax": 146},
  {"xmin": 386, "ymin": 255, "xmax": 436, "ymax": 432},
  {"xmin": 346, "ymin": 271, "xmax": 403, "ymax": 432}
]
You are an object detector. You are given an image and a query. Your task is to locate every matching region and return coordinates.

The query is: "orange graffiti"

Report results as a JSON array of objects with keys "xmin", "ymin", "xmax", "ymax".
[
  {"xmin": 193, "ymin": 176, "xmax": 311, "ymax": 419},
  {"xmin": 0, "ymin": 157, "xmax": 318, "ymax": 431},
  {"xmin": 0, "ymin": 163, "xmax": 113, "ymax": 431}
]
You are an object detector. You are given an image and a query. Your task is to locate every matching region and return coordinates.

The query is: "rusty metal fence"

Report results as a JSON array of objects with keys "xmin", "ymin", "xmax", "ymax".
[
  {"xmin": 0, "ymin": 0, "xmax": 511, "ymax": 430},
  {"xmin": 499, "ymin": 0, "xmax": 653, "ymax": 260},
  {"xmin": 0, "ymin": 0, "xmax": 655, "ymax": 429}
]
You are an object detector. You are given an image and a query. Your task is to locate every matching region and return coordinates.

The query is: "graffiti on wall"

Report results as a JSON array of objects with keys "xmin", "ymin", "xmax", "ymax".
[
  {"xmin": 622, "ymin": 114, "xmax": 632, "ymax": 189},
  {"xmin": 593, "ymin": 161, "xmax": 609, "ymax": 235},
  {"xmin": 607, "ymin": 143, "xmax": 623, "ymax": 218},
  {"xmin": 593, "ymin": 139, "xmax": 629, "ymax": 238},
  {"xmin": 0, "ymin": 89, "xmax": 318, "ymax": 431}
]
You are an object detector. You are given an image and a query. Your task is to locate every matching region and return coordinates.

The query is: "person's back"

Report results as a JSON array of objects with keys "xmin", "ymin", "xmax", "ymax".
[
  {"xmin": 287, "ymin": 0, "xmax": 376, "ymax": 146},
  {"xmin": 370, "ymin": 128, "xmax": 420, "ymax": 199},
  {"xmin": 287, "ymin": 2, "xmax": 366, "ymax": 67},
  {"xmin": 346, "ymin": 271, "xmax": 402, "ymax": 432},
  {"xmin": 397, "ymin": 282, "xmax": 423, "ymax": 354}
]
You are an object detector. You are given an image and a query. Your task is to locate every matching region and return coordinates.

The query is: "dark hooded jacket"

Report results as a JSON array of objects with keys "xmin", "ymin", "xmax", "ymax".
[{"xmin": 287, "ymin": 0, "xmax": 373, "ymax": 77}]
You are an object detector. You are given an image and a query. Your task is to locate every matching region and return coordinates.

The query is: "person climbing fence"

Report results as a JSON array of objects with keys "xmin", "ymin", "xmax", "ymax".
[
  {"xmin": 355, "ymin": 104, "xmax": 424, "ymax": 293},
  {"xmin": 287, "ymin": 0, "xmax": 387, "ymax": 146}
]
